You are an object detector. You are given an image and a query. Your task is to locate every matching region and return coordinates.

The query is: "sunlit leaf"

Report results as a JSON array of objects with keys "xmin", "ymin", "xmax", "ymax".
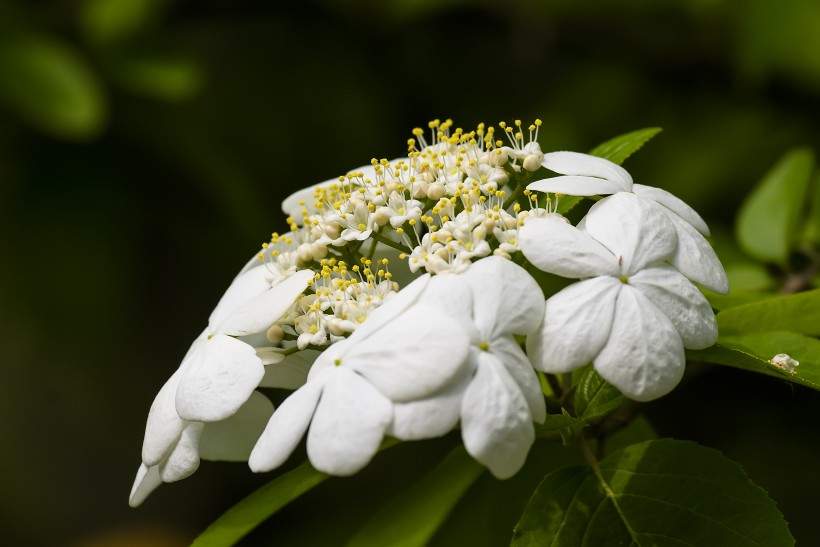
[
  {"xmin": 0, "ymin": 34, "xmax": 106, "ymax": 139},
  {"xmin": 690, "ymin": 333, "xmax": 820, "ymax": 391},
  {"xmin": 589, "ymin": 127, "xmax": 662, "ymax": 166},
  {"xmin": 346, "ymin": 445, "xmax": 483, "ymax": 547},
  {"xmin": 716, "ymin": 288, "xmax": 820, "ymax": 336},
  {"xmin": 512, "ymin": 440, "xmax": 793, "ymax": 546},
  {"xmin": 736, "ymin": 147, "xmax": 814, "ymax": 264}
]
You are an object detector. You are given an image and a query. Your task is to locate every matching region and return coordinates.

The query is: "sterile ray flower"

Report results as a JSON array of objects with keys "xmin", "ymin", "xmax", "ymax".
[
  {"xmin": 527, "ymin": 152, "xmax": 728, "ymax": 293},
  {"xmin": 388, "ymin": 257, "xmax": 546, "ymax": 478},
  {"xmin": 249, "ymin": 275, "xmax": 471, "ymax": 475},
  {"xmin": 521, "ymin": 193, "xmax": 716, "ymax": 401}
]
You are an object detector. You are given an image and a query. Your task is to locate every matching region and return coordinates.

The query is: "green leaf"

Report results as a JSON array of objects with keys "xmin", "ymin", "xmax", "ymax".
[
  {"xmin": 736, "ymin": 147, "xmax": 814, "ymax": 264},
  {"xmin": 0, "ymin": 34, "xmax": 106, "ymax": 139},
  {"xmin": 346, "ymin": 445, "xmax": 484, "ymax": 547},
  {"xmin": 803, "ymin": 172, "xmax": 820, "ymax": 245},
  {"xmin": 555, "ymin": 194, "xmax": 585, "ymax": 215},
  {"xmin": 588, "ymin": 127, "xmax": 662, "ymax": 166},
  {"xmin": 573, "ymin": 365, "xmax": 627, "ymax": 421},
  {"xmin": 716, "ymin": 288, "xmax": 820, "ymax": 336},
  {"xmin": 111, "ymin": 54, "xmax": 204, "ymax": 101},
  {"xmin": 81, "ymin": 0, "xmax": 160, "ymax": 44},
  {"xmin": 690, "ymin": 332, "xmax": 820, "ymax": 391},
  {"xmin": 512, "ymin": 439, "xmax": 794, "ymax": 546},
  {"xmin": 190, "ymin": 461, "xmax": 329, "ymax": 547}
]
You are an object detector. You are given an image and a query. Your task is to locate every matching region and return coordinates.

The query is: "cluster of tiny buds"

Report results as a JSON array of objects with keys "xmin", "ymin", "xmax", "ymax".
[
  {"xmin": 256, "ymin": 119, "xmax": 552, "ymax": 343},
  {"xmin": 278, "ymin": 119, "xmax": 550, "ymax": 272},
  {"xmin": 274, "ymin": 256, "xmax": 398, "ymax": 349}
]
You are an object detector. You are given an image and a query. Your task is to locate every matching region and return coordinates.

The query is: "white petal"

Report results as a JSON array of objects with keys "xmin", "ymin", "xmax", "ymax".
[
  {"xmin": 420, "ymin": 273, "xmax": 474, "ymax": 324},
  {"xmin": 199, "ymin": 391, "xmax": 275, "ymax": 462},
  {"xmin": 542, "ymin": 151, "xmax": 633, "ymax": 187},
  {"xmin": 248, "ymin": 370, "xmax": 327, "ymax": 472},
  {"xmin": 208, "ymin": 265, "xmax": 273, "ymax": 330},
  {"xmin": 142, "ymin": 364, "xmax": 190, "ymax": 466},
  {"xmin": 256, "ymin": 347, "xmax": 285, "ymax": 365},
  {"xmin": 519, "ymin": 215, "xmax": 619, "ymax": 278},
  {"xmin": 259, "ymin": 350, "xmax": 319, "ymax": 389},
  {"xmin": 176, "ymin": 334, "xmax": 264, "ymax": 422},
  {"xmin": 528, "ymin": 176, "xmax": 628, "ymax": 196},
  {"xmin": 633, "ymin": 184, "xmax": 710, "ymax": 236},
  {"xmin": 662, "ymin": 209, "xmax": 729, "ymax": 294},
  {"xmin": 461, "ymin": 354, "xmax": 535, "ymax": 479},
  {"xmin": 389, "ymin": 368, "xmax": 472, "ymax": 440},
  {"xmin": 630, "ymin": 266, "xmax": 718, "ymax": 349},
  {"xmin": 128, "ymin": 463, "xmax": 162, "ymax": 508},
  {"xmin": 159, "ymin": 422, "xmax": 204, "ymax": 482},
  {"xmin": 348, "ymin": 303, "xmax": 470, "ymax": 402},
  {"xmin": 584, "ymin": 193, "xmax": 677, "ymax": 274},
  {"xmin": 307, "ymin": 367, "xmax": 392, "ymax": 476},
  {"xmin": 594, "ymin": 286, "xmax": 685, "ymax": 402},
  {"xmin": 216, "ymin": 269, "xmax": 314, "ymax": 336},
  {"xmin": 527, "ymin": 277, "xmax": 621, "ymax": 373},
  {"xmin": 491, "ymin": 337, "xmax": 546, "ymax": 423},
  {"xmin": 347, "ymin": 274, "xmax": 431, "ymax": 343},
  {"xmin": 461, "ymin": 256, "xmax": 545, "ymax": 337}
]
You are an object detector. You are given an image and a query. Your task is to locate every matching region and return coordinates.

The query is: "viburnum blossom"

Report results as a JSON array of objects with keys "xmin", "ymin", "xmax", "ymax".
[
  {"xmin": 130, "ymin": 117, "xmax": 728, "ymax": 507},
  {"xmin": 528, "ymin": 151, "xmax": 729, "ymax": 294},
  {"xmin": 519, "ymin": 193, "xmax": 718, "ymax": 401},
  {"xmin": 248, "ymin": 274, "xmax": 471, "ymax": 475},
  {"xmin": 389, "ymin": 257, "xmax": 547, "ymax": 478}
]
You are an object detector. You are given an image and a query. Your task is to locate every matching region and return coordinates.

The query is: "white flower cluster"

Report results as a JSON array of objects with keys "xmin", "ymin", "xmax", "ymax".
[{"xmin": 130, "ymin": 119, "xmax": 728, "ymax": 507}]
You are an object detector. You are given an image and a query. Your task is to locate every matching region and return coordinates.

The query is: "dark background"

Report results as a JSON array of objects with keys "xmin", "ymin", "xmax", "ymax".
[{"xmin": 2, "ymin": 0, "xmax": 820, "ymax": 545}]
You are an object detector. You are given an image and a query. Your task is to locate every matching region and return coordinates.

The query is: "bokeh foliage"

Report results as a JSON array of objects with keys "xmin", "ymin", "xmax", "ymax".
[{"xmin": 3, "ymin": 0, "xmax": 820, "ymax": 545}]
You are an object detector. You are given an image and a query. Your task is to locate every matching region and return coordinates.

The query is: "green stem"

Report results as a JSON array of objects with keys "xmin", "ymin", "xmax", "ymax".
[{"xmin": 370, "ymin": 231, "xmax": 413, "ymax": 254}]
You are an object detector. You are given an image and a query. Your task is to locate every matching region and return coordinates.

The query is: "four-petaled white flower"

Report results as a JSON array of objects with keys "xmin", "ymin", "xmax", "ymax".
[
  {"xmin": 248, "ymin": 274, "xmax": 471, "ymax": 476},
  {"xmin": 528, "ymin": 151, "xmax": 729, "ymax": 294},
  {"xmin": 129, "ymin": 267, "xmax": 315, "ymax": 506},
  {"xmin": 389, "ymin": 257, "xmax": 547, "ymax": 478},
  {"xmin": 519, "ymin": 193, "xmax": 718, "ymax": 401}
]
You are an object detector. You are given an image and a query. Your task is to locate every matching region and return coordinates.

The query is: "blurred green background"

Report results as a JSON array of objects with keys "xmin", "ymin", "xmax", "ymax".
[{"xmin": 3, "ymin": 0, "xmax": 820, "ymax": 545}]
